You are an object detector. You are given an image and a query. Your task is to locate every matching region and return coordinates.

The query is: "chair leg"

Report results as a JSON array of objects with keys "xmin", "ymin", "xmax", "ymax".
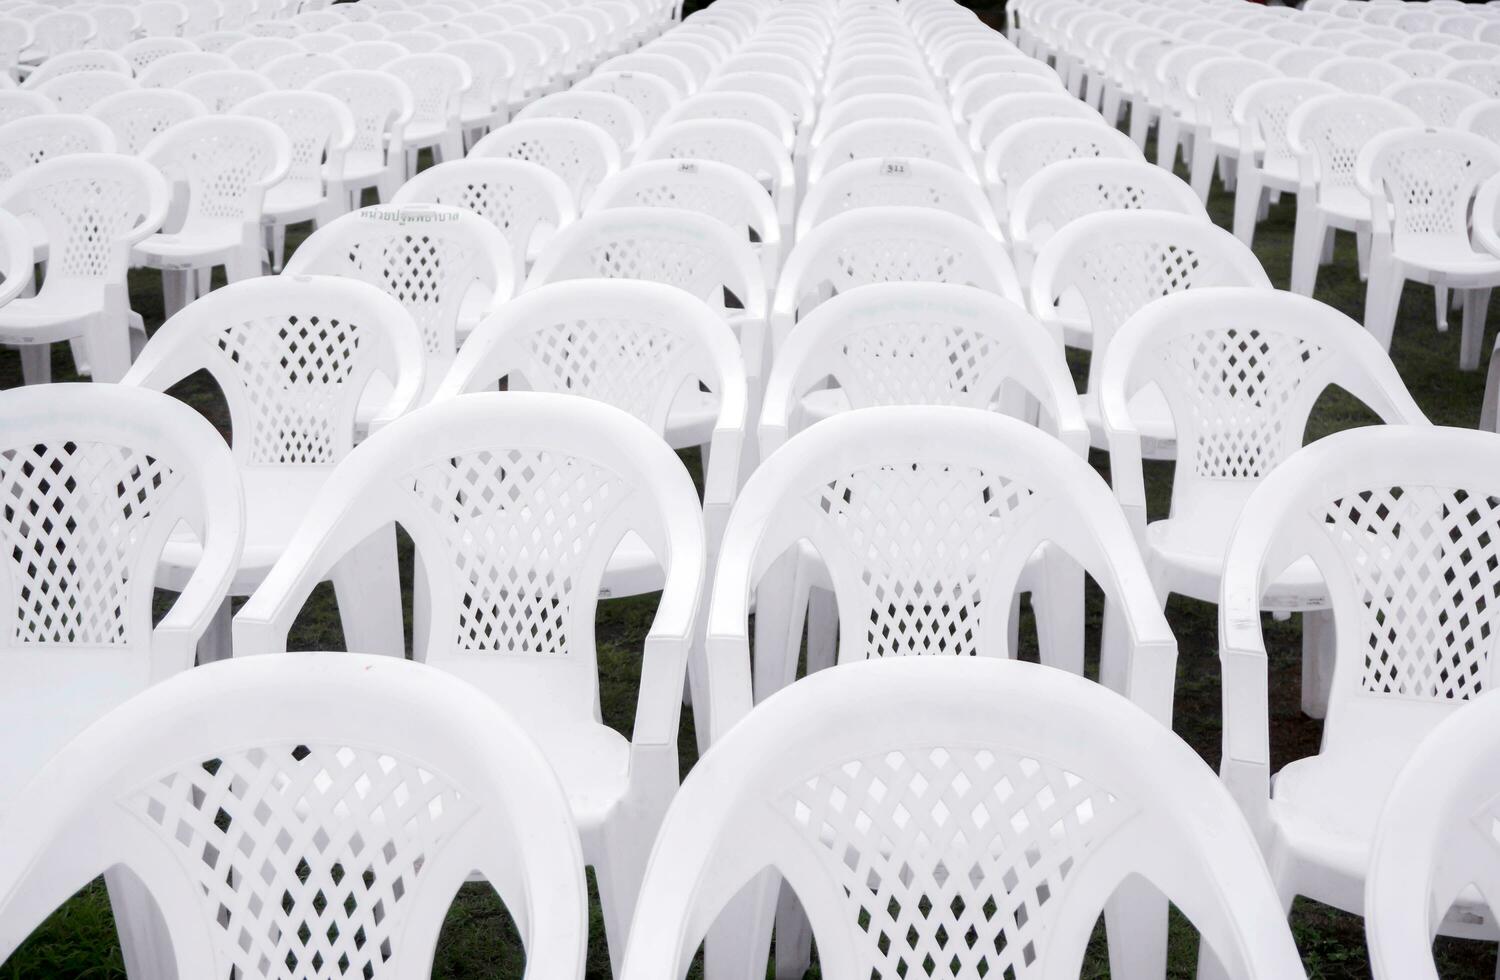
[
  {"xmin": 1231, "ymin": 165, "xmax": 1263, "ymax": 248},
  {"xmin": 1290, "ymin": 204, "xmax": 1326, "ymax": 297},
  {"xmin": 19, "ymin": 343, "xmax": 50, "ymax": 385},
  {"xmin": 1362, "ymin": 264, "xmax": 1403, "ymax": 352},
  {"xmin": 1461, "ymin": 287, "xmax": 1492, "ymax": 372},
  {"xmin": 1034, "ymin": 547, "xmax": 1085, "ymax": 677},
  {"xmin": 704, "ymin": 871, "xmax": 779, "ymax": 980},
  {"xmin": 772, "ymin": 881, "xmax": 814, "ymax": 980},
  {"xmin": 1128, "ymin": 101, "xmax": 1151, "ymax": 151},
  {"xmin": 1188, "ymin": 129, "xmax": 1213, "ymax": 202},
  {"xmin": 270, "ymin": 223, "xmax": 288, "ymax": 273},
  {"xmin": 1104, "ymin": 877, "xmax": 1169, "ymax": 980},
  {"xmin": 162, "ymin": 269, "xmax": 194, "ymax": 320},
  {"xmin": 106, "ymin": 866, "xmax": 178, "ymax": 980},
  {"xmin": 1435, "ymin": 284, "xmax": 1450, "ymax": 333},
  {"xmin": 1156, "ymin": 112, "xmax": 1179, "ymax": 170},
  {"xmin": 751, "ymin": 549, "xmax": 803, "ymax": 705},
  {"xmin": 1356, "ymin": 226, "xmax": 1371, "ymax": 281},
  {"xmin": 197, "ymin": 597, "xmax": 234, "ymax": 664},
  {"xmin": 804, "ymin": 585, "xmax": 837, "ymax": 676},
  {"xmin": 84, "ymin": 314, "xmax": 133, "ymax": 383},
  {"xmin": 1301, "ymin": 608, "xmax": 1335, "ymax": 720},
  {"xmin": 596, "ymin": 798, "xmax": 670, "ymax": 980},
  {"xmin": 330, "ymin": 523, "xmax": 406, "ymax": 658}
]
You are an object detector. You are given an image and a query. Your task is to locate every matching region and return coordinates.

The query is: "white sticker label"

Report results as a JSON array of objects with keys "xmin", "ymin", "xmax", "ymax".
[
  {"xmin": 882, "ymin": 158, "xmax": 911, "ymax": 177},
  {"xmin": 677, "ymin": 160, "xmax": 699, "ymax": 174}
]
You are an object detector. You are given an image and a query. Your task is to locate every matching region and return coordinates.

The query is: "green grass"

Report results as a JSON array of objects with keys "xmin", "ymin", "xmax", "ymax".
[{"xmin": 3, "ymin": 140, "xmax": 1499, "ymax": 978}]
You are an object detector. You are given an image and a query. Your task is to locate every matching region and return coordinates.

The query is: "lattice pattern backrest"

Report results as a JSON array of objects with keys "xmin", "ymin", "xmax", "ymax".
[
  {"xmin": 130, "ymin": 741, "xmax": 475, "ymax": 979},
  {"xmin": 485, "ymin": 131, "xmax": 606, "ymax": 200},
  {"xmin": 1200, "ymin": 65, "xmax": 1272, "ymax": 130},
  {"xmin": 1377, "ymin": 142, "xmax": 1488, "ymax": 238},
  {"xmin": 1250, "ymin": 88, "xmax": 1319, "ymax": 165},
  {"xmin": 160, "ymin": 128, "xmax": 279, "ymax": 221},
  {"xmin": 0, "ymin": 127, "xmax": 103, "ymax": 183},
  {"xmin": 1304, "ymin": 102, "xmax": 1405, "ymax": 190},
  {"xmin": 317, "ymin": 81, "xmax": 396, "ymax": 157},
  {"xmin": 34, "ymin": 15, "xmax": 90, "ymax": 55},
  {"xmin": 999, "ymin": 132, "xmax": 1129, "ymax": 194},
  {"xmin": 1030, "ymin": 175, "xmax": 1179, "ymax": 234},
  {"xmin": 1452, "ymin": 65, "xmax": 1500, "ymax": 99},
  {"xmin": 185, "ymin": 75, "xmax": 271, "ymax": 115},
  {"xmin": 834, "ymin": 322, "xmax": 1008, "ymax": 409},
  {"xmin": 652, "ymin": 132, "xmax": 779, "ymax": 185},
  {"xmin": 334, "ymin": 229, "xmax": 476, "ymax": 355},
  {"xmin": 783, "ymin": 745, "xmax": 1131, "ymax": 978},
  {"xmin": 1156, "ymin": 327, "xmax": 1330, "ymax": 480},
  {"xmin": 825, "ymin": 131, "xmax": 956, "ymax": 170},
  {"xmin": 1394, "ymin": 87, "xmax": 1473, "ymax": 126},
  {"xmin": 250, "ymin": 102, "xmax": 334, "ymax": 185},
  {"xmin": 584, "ymin": 75, "xmax": 668, "ymax": 127},
  {"xmin": 829, "ymin": 176, "xmax": 972, "ymax": 219},
  {"xmin": 418, "ymin": 175, "xmax": 553, "ymax": 261},
  {"xmin": 827, "ymin": 234, "xmax": 978, "ymax": 294},
  {"xmin": 0, "ymin": 440, "xmax": 180, "ymax": 646},
  {"xmin": 41, "ymin": 73, "xmax": 128, "ymax": 114},
  {"xmin": 391, "ymin": 62, "xmax": 462, "ymax": 125},
  {"xmin": 26, "ymin": 170, "xmax": 149, "ymax": 282},
  {"xmin": 1069, "ymin": 239, "xmax": 1219, "ymax": 339},
  {"xmin": 110, "ymin": 102, "xmax": 196, "ymax": 155},
  {"xmin": 577, "ymin": 229, "xmax": 725, "ymax": 301},
  {"xmin": 214, "ymin": 311, "xmax": 373, "ymax": 465},
  {"xmin": 809, "ymin": 463, "xmax": 1036, "ymax": 659},
  {"xmin": 1317, "ymin": 485, "xmax": 1500, "ymax": 701},
  {"xmin": 525, "ymin": 309, "xmax": 692, "ymax": 425},
  {"xmin": 531, "ymin": 102, "xmax": 634, "ymax": 151},
  {"xmin": 615, "ymin": 174, "xmax": 752, "ymax": 233},
  {"xmin": 403, "ymin": 448, "xmax": 626, "ymax": 655}
]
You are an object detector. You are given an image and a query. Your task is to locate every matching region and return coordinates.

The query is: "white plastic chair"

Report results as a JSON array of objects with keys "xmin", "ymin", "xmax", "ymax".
[
  {"xmin": 232, "ymin": 392, "xmax": 704, "ymax": 977},
  {"xmin": 1366, "ymin": 685, "xmax": 1500, "ymax": 980},
  {"xmin": 516, "ymin": 89, "xmax": 647, "ymax": 155},
  {"xmin": 0, "ymin": 90, "xmax": 51, "ymax": 128},
  {"xmin": 392, "ymin": 158, "xmax": 575, "ymax": 288},
  {"xmin": 1286, "ymin": 93, "xmax": 1421, "ymax": 297},
  {"xmin": 441, "ymin": 38, "xmax": 514, "ymax": 146},
  {"xmin": 705, "ymin": 71, "xmax": 817, "ymax": 135},
  {"xmin": 335, "ymin": 38, "xmax": 406, "ymax": 69},
  {"xmin": 795, "ymin": 155, "xmax": 1001, "ymax": 240},
  {"xmin": 771, "ymin": 207, "xmax": 1023, "ymax": 357},
  {"xmin": 0, "ymin": 651, "xmax": 587, "ymax": 980},
  {"xmin": 122, "ymin": 274, "xmax": 423, "ymax": 658},
  {"xmin": 259, "ymin": 50, "xmax": 345, "ymax": 88},
  {"xmin": 90, "ymin": 89, "xmax": 204, "ymax": 153},
  {"xmin": 1311, "ymin": 55, "xmax": 1408, "ymax": 94},
  {"xmin": 194, "ymin": 29, "xmax": 251, "ymax": 54},
  {"xmin": 575, "ymin": 68, "xmax": 678, "ymax": 131},
  {"xmin": 285, "ymin": 203, "xmax": 515, "ymax": 412},
  {"xmin": 136, "ymin": 49, "xmax": 233, "ymax": 88},
  {"xmin": 525, "ymin": 206, "xmax": 768, "ymax": 445},
  {"xmin": 237, "ymin": 90, "xmax": 354, "ymax": 272},
  {"xmin": 1219, "ymin": 423, "xmax": 1500, "ymax": 960},
  {"xmin": 1009, "ymin": 157, "xmax": 1206, "ymax": 295},
  {"xmin": 658, "ymin": 91, "xmax": 795, "ymax": 153},
  {"xmin": 133, "ymin": 115, "xmax": 290, "ymax": 316},
  {"xmin": 1382, "ymin": 77, "xmax": 1485, "ymax": 127},
  {"xmin": 119, "ymin": 36, "xmax": 197, "ymax": 74},
  {"xmin": 589, "ymin": 159, "xmax": 782, "ymax": 279},
  {"xmin": 19, "ymin": 50, "xmax": 128, "ymax": 88},
  {"xmin": 982, "ymin": 116, "xmax": 1144, "ymax": 224},
  {"xmin": 1101, "ymin": 287, "xmax": 1428, "ymax": 720},
  {"xmin": 309, "ymin": 68, "xmax": 411, "ymax": 207},
  {"xmin": 469, "ymin": 118, "xmax": 621, "ymax": 208},
  {"xmin": 1358, "ymin": 126, "xmax": 1500, "ymax": 369},
  {"xmin": 1443, "ymin": 60, "xmax": 1500, "ymax": 99},
  {"xmin": 808, "ymin": 92, "xmax": 951, "ymax": 155},
  {"xmin": 1391, "ymin": 49, "xmax": 1454, "ymax": 80},
  {"xmin": 0, "ymin": 381, "xmax": 240, "ymax": 975},
  {"xmin": 807, "ymin": 117, "xmax": 976, "ymax": 188},
  {"xmin": 1185, "ymin": 55, "xmax": 1283, "ymax": 202},
  {"xmin": 176, "ymin": 69, "xmax": 272, "ymax": 113},
  {"xmin": 0, "ymin": 112, "xmax": 114, "ymax": 183},
  {"xmin": 1229, "ymin": 77, "xmax": 1340, "ymax": 250},
  {"xmin": 385, "ymin": 52, "xmax": 470, "ymax": 172},
  {"xmin": 620, "ymin": 657, "xmax": 1305, "ymax": 980},
  {"xmin": 635, "ymin": 118, "xmax": 795, "ymax": 241},
  {"xmin": 1031, "ymin": 211, "xmax": 1272, "ymax": 452},
  {"xmin": 32, "ymin": 68, "xmax": 134, "ymax": 113},
  {"xmin": 0, "ymin": 208, "xmax": 27, "ymax": 308},
  {"xmin": 0, "ymin": 153, "xmax": 168, "ymax": 383}
]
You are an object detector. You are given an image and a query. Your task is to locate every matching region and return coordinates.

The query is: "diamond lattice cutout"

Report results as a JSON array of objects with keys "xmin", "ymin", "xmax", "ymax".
[
  {"xmin": 1319, "ymin": 485, "xmax": 1500, "ymax": 700},
  {"xmin": 131, "ymin": 742, "xmax": 475, "ymax": 979},
  {"xmin": 784, "ymin": 746, "xmax": 1129, "ymax": 979}
]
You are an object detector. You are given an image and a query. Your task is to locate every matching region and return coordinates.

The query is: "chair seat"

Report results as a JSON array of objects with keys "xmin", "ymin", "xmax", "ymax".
[
  {"xmin": 0, "ymin": 652, "xmax": 147, "ymax": 804},
  {"xmin": 1148, "ymin": 494, "xmax": 1325, "ymax": 604},
  {"xmin": 1316, "ymin": 185, "xmax": 1373, "ymax": 226},
  {"xmin": 0, "ymin": 294, "xmax": 102, "ymax": 340},
  {"xmin": 1081, "ymin": 384, "xmax": 1175, "ymax": 455},
  {"xmin": 264, "ymin": 180, "xmax": 328, "ymax": 220},
  {"xmin": 342, "ymin": 149, "xmax": 391, "ymax": 184},
  {"xmin": 523, "ymin": 721, "xmax": 631, "ymax": 831},
  {"xmin": 1393, "ymin": 238, "xmax": 1500, "ymax": 285},
  {"xmin": 405, "ymin": 119, "xmax": 451, "ymax": 144},
  {"xmin": 157, "ymin": 467, "xmax": 328, "ymax": 595},
  {"xmin": 134, "ymin": 229, "xmax": 244, "ymax": 267}
]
